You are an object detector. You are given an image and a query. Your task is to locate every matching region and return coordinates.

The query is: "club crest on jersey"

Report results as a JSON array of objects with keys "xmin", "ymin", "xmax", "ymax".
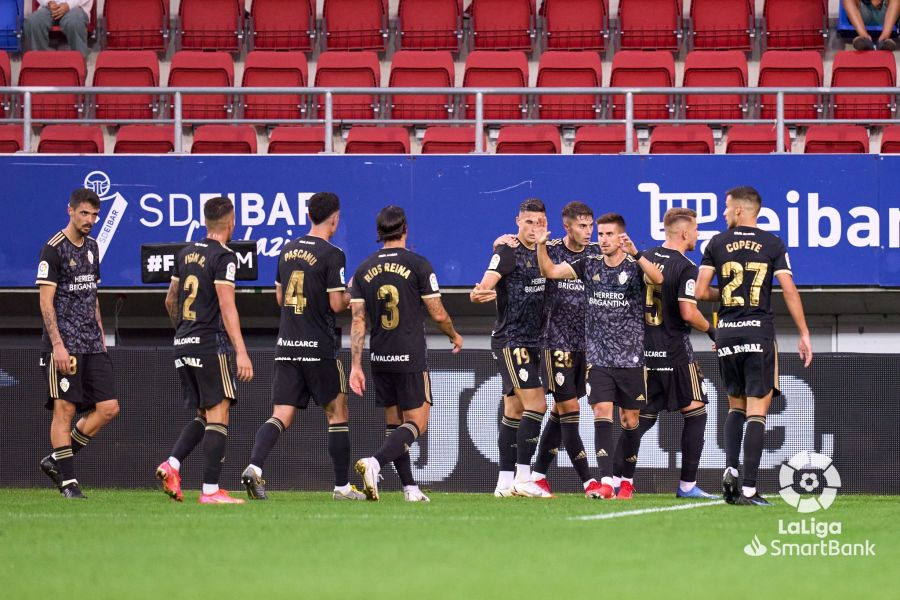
[
  {"xmin": 488, "ymin": 254, "xmax": 501, "ymax": 270},
  {"xmin": 685, "ymin": 278, "xmax": 696, "ymax": 297},
  {"xmin": 59, "ymin": 378, "xmax": 70, "ymax": 393},
  {"xmin": 519, "ymin": 368, "xmax": 529, "ymax": 382},
  {"xmin": 87, "ymin": 250, "xmax": 94, "ymax": 265},
  {"xmin": 618, "ymin": 271, "xmax": 629, "ymax": 285},
  {"xmin": 430, "ymin": 273, "xmax": 439, "ymax": 292},
  {"xmin": 555, "ymin": 372, "xmax": 565, "ymax": 386},
  {"xmin": 226, "ymin": 262, "xmax": 236, "ymax": 282},
  {"xmin": 37, "ymin": 261, "xmax": 49, "ymax": 279}
]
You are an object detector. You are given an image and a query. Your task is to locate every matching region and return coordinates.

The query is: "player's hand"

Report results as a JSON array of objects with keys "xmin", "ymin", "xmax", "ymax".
[
  {"xmin": 449, "ymin": 332, "xmax": 464, "ymax": 354},
  {"xmin": 235, "ymin": 350, "xmax": 254, "ymax": 382},
  {"xmin": 798, "ymin": 332, "xmax": 813, "ymax": 367},
  {"xmin": 619, "ymin": 233, "xmax": 638, "ymax": 256},
  {"xmin": 492, "ymin": 234, "xmax": 519, "ymax": 249},
  {"xmin": 349, "ymin": 367, "xmax": 366, "ymax": 396},
  {"xmin": 706, "ymin": 326, "xmax": 716, "ymax": 342},
  {"xmin": 534, "ymin": 224, "xmax": 551, "ymax": 246},
  {"xmin": 52, "ymin": 343, "xmax": 72, "ymax": 374},
  {"xmin": 470, "ymin": 283, "xmax": 496, "ymax": 303}
]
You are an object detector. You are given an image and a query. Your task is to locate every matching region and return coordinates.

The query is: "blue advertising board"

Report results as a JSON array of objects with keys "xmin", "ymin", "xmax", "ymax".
[{"xmin": 1, "ymin": 155, "xmax": 897, "ymax": 287}]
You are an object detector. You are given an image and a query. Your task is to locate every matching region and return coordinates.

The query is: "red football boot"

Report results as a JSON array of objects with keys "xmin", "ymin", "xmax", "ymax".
[
  {"xmin": 534, "ymin": 477, "xmax": 552, "ymax": 496},
  {"xmin": 617, "ymin": 480, "xmax": 635, "ymax": 499},
  {"xmin": 199, "ymin": 489, "xmax": 246, "ymax": 504},
  {"xmin": 155, "ymin": 461, "xmax": 183, "ymax": 502},
  {"xmin": 584, "ymin": 480, "xmax": 605, "ymax": 499}
]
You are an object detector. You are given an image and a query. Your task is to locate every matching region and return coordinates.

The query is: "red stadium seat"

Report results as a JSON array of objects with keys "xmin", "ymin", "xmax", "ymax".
[
  {"xmin": 682, "ymin": 51, "xmax": 747, "ymax": 121},
  {"xmin": 725, "ymin": 124, "xmax": 790, "ymax": 153},
  {"xmin": 757, "ymin": 50, "xmax": 823, "ymax": 120},
  {"xmin": 18, "ymin": 50, "xmax": 85, "ymax": 119},
  {"xmin": 830, "ymin": 50, "xmax": 896, "ymax": 121},
  {"xmin": 242, "ymin": 51, "xmax": 308, "ymax": 121},
  {"xmin": 250, "ymin": 0, "xmax": 315, "ymax": 51},
  {"xmin": 542, "ymin": 0, "xmax": 608, "ymax": 51},
  {"xmin": 495, "ymin": 125, "xmax": 560, "ymax": 154},
  {"xmin": 609, "ymin": 51, "xmax": 675, "ymax": 121},
  {"xmin": 690, "ymin": 0, "xmax": 754, "ymax": 51},
  {"xmin": 397, "ymin": 0, "xmax": 463, "ymax": 51},
  {"xmin": 0, "ymin": 49, "xmax": 9, "ymax": 117},
  {"xmin": 192, "ymin": 125, "xmax": 258, "ymax": 154},
  {"xmin": 389, "ymin": 51, "xmax": 455, "ymax": 121},
  {"xmin": 880, "ymin": 125, "xmax": 900, "ymax": 153},
  {"xmin": 179, "ymin": 0, "xmax": 243, "ymax": 52},
  {"xmin": 763, "ymin": 0, "xmax": 826, "ymax": 50},
  {"xmin": 421, "ymin": 126, "xmax": 484, "ymax": 153},
  {"xmin": 471, "ymin": 0, "xmax": 534, "ymax": 51},
  {"xmin": 323, "ymin": 0, "xmax": 388, "ymax": 51},
  {"xmin": 536, "ymin": 51, "xmax": 602, "ymax": 120},
  {"xmin": 649, "ymin": 125, "xmax": 714, "ymax": 154},
  {"xmin": 803, "ymin": 125, "xmax": 869, "ymax": 154},
  {"xmin": 114, "ymin": 125, "xmax": 175, "ymax": 153},
  {"xmin": 167, "ymin": 51, "xmax": 234, "ymax": 121},
  {"xmin": 104, "ymin": 0, "xmax": 168, "ymax": 51},
  {"xmin": 314, "ymin": 51, "xmax": 381, "ymax": 120},
  {"xmin": 573, "ymin": 125, "xmax": 638, "ymax": 154},
  {"xmin": 37, "ymin": 125, "xmax": 103, "ymax": 154},
  {"xmin": 92, "ymin": 51, "xmax": 159, "ymax": 120},
  {"xmin": 463, "ymin": 51, "xmax": 529, "ymax": 120},
  {"xmin": 268, "ymin": 126, "xmax": 327, "ymax": 153},
  {"xmin": 618, "ymin": 0, "xmax": 681, "ymax": 52},
  {"xmin": 0, "ymin": 124, "xmax": 23, "ymax": 153},
  {"xmin": 344, "ymin": 126, "xmax": 410, "ymax": 154}
]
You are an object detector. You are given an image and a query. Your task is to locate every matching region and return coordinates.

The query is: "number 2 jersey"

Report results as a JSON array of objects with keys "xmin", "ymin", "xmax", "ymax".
[
  {"xmin": 275, "ymin": 235, "xmax": 346, "ymax": 360},
  {"xmin": 349, "ymin": 247, "xmax": 441, "ymax": 373},
  {"xmin": 643, "ymin": 246, "xmax": 700, "ymax": 369},
  {"xmin": 171, "ymin": 238, "xmax": 237, "ymax": 355},
  {"xmin": 700, "ymin": 225, "xmax": 792, "ymax": 341}
]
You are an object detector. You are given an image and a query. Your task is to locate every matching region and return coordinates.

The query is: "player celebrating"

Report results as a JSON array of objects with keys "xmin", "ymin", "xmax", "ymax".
[
  {"xmin": 471, "ymin": 199, "xmax": 550, "ymax": 498},
  {"xmin": 241, "ymin": 192, "xmax": 365, "ymax": 501},
  {"xmin": 696, "ymin": 186, "xmax": 812, "ymax": 506},
  {"xmin": 156, "ymin": 196, "xmax": 254, "ymax": 504},
  {"xmin": 37, "ymin": 188, "xmax": 121, "ymax": 499},
  {"xmin": 536, "ymin": 213, "xmax": 662, "ymax": 500},
  {"xmin": 351, "ymin": 206, "xmax": 463, "ymax": 502}
]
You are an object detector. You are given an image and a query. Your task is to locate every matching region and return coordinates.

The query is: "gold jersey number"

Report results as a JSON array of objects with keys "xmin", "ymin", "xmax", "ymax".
[
  {"xmin": 284, "ymin": 271, "xmax": 308, "ymax": 315},
  {"xmin": 644, "ymin": 283, "xmax": 663, "ymax": 326},
  {"xmin": 721, "ymin": 261, "xmax": 768, "ymax": 307},
  {"xmin": 182, "ymin": 275, "xmax": 199, "ymax": 321},
  {"xmin": 378, "ymin": 284, "xmax": 400, "ymax": 330}
]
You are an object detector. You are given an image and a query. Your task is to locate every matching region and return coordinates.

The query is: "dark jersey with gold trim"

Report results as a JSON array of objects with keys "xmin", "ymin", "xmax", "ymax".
[
  {"xmin": 487, "ymin": 243, "xmax": 545, "ymax": 349},
  {"xmin": 542, "ymin": 239, "xmax": 600, "ymax": 351},
  {"xmin": 36, "ymin": 231, "xmax": 104, "ymax": 353},
  {"xmin": 275, "ymin": 235, "xmax": 346, "ymax": 360},
  {"xmin": 171, "ymin": 238, "xmax": 237, "ymax": 354},
  {"xmin": 700, "ymin": 226, "xmax": 791, "ymax": 341},
  {"xmin": 349, "ymin": 247, "xmax": 440, "ymax": 373},
  {"xmin": 644, "ymin": 246, "xmax": 699, "ymax": 368}
]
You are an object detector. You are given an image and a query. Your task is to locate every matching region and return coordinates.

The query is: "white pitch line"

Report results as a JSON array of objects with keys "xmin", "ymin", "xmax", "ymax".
[{"xmin": 569, "ymin": 499, "xmax": 725, "ymax": 521}]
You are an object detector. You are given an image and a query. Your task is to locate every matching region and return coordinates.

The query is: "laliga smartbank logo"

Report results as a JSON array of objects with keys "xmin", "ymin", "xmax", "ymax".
[{"xmin": 742, "ymin": 451, "xmax": 876, "ymax": 559}]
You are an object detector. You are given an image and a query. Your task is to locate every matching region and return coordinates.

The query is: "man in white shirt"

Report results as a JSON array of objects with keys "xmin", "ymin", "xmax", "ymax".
[{"xmin": 25, "ymin": 1, "xmax": 93, "ymax": 58}]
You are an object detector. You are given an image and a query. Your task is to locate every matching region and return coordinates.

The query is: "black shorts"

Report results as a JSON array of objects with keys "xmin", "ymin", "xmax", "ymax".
[
  {"xmin": 42, "ymin": 352, "xmax": 116, "ymax": 412},
  {"xmin": 494, "ymin": 347, "xmax": 543, "ymax": 396},
  {"xmin": 176, "ymin": 352, "xmax": 237, "ymax": 410},
  {"xmin": 373, "ymin": 371, "xmax": 433, "ymax": 411},
  {"xmin": 542, "ymin": 349, "xmax": 587, "ymax": 402},
  {"xmin": 272, "ymin": 358, "xmax": 347, "ymax": 409},
  {"xmin": 586, "ymin": 365, "xmax": 647, "ymax": 410},
  {"xmin": 717, "ymin": 338, "xmax": 780, "ymax": 398},
  {"xmin": 645, "ymin": 362, "xmax": 707, "ymax": 413}
]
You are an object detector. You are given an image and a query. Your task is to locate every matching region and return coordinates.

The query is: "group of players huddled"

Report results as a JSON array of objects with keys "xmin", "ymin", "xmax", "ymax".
[{"xmin": 36, "ymin": 185, "xmax": 811, "ymax": 506}]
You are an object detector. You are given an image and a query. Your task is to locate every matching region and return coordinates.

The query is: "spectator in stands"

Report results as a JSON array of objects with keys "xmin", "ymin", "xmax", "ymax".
[
  {"xmin": 845, "ymin": 0, "xmax": 900, "ymax": 51},
  {"xmin": 25, "ymin": 1, "xmax": 92, "ymax": 58}
]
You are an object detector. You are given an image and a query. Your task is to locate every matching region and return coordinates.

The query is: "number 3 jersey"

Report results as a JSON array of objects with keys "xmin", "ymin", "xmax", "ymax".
[
  {"xmin": 349, "ymin": 247, "xmax": 440, "ymax": 373},
  {"xmin": 171, "ymin": 238, "xmax": 237, "ymax": 355},
  {"xmin": 700, "ymin": 226, "xmax": 791, "ymax": 341},
  {"xmin": 275, "ymin": 235, "xmax": 347, "ymax": 360},
  {"xmin": 643, "ymin": 246, "xmax": 700, "ymax": 368}
]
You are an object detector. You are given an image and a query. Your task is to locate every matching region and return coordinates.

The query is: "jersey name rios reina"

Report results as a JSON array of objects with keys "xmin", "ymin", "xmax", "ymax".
[
  {"xmin": 275, "ymin": 236, "xmax": 346, "ymax": 361},
  {"xmin": 643, "ymin": 246, "xmax": 700, "ymax": 369},
  {"xmin": 171, "ymin": 238, "xmax": 238, "ymax": 355},
  {"xmin": 542, "ymin": 239, "xmax": 601, "ymax": 352},
  {"xmin": 700, "ymin": 226, "xmax": 792, "ymax": 341},
  {"xmin": 36, "ymin": 231, "xmax": 104, "ymax": 354},
  {"xmin": 350, "ymin": 247, "xmax": 440, "ymax": 373},
  {"xmin": 487, "ymin": 243, "xmax": 545, "ymax": 349}
]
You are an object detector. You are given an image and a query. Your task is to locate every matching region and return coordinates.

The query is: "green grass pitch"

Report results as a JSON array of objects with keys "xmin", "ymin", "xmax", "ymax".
[{"xmin": 0, "ymin": 489, "xmax": 894, "ymax": 600}]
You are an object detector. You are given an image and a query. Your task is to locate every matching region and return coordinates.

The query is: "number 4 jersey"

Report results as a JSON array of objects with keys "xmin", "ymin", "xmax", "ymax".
[
  {"xmin": 700, "ymin": 225, "xmax": 792, "ymax": 341},
  {"xmin": 349, "ymin": 247, "xmax": 440, "ymax": 373},
  {"xmin": 275, "ymin": 235, "xmax": 347, "ymax": 360}
]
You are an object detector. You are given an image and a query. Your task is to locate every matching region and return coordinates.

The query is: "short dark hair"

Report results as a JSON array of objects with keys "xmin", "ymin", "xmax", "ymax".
[
  {"xmin": 308, "ymin": 192, "xmax": 340, "ymax": 225},
  {"xmin": 519, "ymin": 198, "xmax": 546, "ymax": 214},
  {"xmin": 376, "ymin": 205, "xmax": 407, "ymax": 242},
  {"xmin": 562, "ymin": 201, "xmax": 593, "ymax": 222},
  {"xmin": 70, "ymin": 188, "xmax": 100, "ymax": 209},
  {"xmin": 726, "ymin": 185, "xmax": 762, "ymax": 208},
  {"xmin": 663, "ymin": 207, "xmax": 697, "ymax": 229},
  {"xmin": 596, "ymin": 212, "xmax": 626, "ymax": 228},
  {"xmin": 204, "ymin": 196, "xmax": 234, "ymax": 224}
]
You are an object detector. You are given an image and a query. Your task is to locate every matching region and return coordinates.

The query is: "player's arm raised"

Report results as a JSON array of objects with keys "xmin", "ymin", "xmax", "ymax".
[
  {"xmin": 620, "ymin": 233, "xmax": 663, "ymax": 285},
  {"xmin": 216, "ymin": 282, "xmax": 254, "ymax": 382},
  {"xmin": 777, "ymin": 272, "xmax": 812, "ymax": 367},
  {"xmin": 536, "ymin": 222, "xmax": 577, "ymax": 280},
  {"xmin": 423, "ymin": 296, "xmax": 464, "ymax": 353},
  {"xmin": 39, "ymin": 284, "xmax": 69, "ymax": 373},
  {"xmin": 348, "ymin": 300, "xmax": 367, "ymax": 395}
]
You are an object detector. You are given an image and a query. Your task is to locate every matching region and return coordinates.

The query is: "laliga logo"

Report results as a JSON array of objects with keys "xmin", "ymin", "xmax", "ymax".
[
  {"xmin": 83, "ymin": 171, "xmax": 129, "ymax": 262},
  {"xmin": 778, "ymin": 451, "xmax": 841, "ymax": 513}
]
